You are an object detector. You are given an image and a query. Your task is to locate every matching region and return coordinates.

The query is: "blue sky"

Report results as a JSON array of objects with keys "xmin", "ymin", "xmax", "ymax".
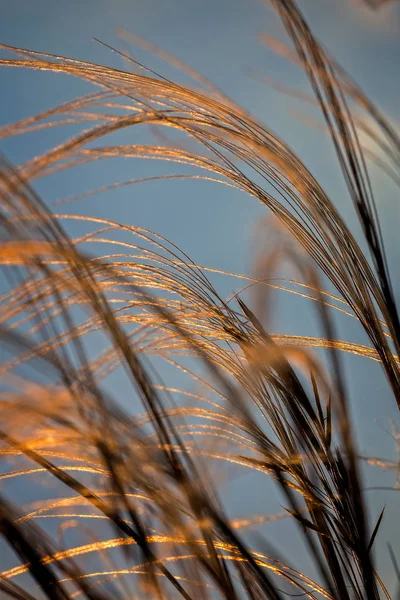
[{"xmin": 1, "ymin": 0, "xmax": 400, "ymax": 595}]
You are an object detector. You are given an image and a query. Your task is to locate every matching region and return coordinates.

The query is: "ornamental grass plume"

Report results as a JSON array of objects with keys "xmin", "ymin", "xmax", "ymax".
[{"xmin": 0, "ymin": 1, "xmax": 399, "ymax": 598}]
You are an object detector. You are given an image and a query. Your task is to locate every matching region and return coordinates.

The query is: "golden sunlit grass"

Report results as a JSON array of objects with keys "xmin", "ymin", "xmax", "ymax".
[{"xmin": 0, "ymin": 0, "xmax": 399, "ymax": 598}]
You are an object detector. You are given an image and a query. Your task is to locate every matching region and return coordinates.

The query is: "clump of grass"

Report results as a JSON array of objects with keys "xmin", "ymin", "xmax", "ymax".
[{"xmin": 0, "ymin": 0, "xmax": 399, "ymax": 598}]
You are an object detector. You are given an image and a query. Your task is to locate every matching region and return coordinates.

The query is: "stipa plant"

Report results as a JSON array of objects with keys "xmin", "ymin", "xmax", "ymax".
[{"xmin": 0, "ymin": 0, "xmax": 399, "ymax": 598}]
